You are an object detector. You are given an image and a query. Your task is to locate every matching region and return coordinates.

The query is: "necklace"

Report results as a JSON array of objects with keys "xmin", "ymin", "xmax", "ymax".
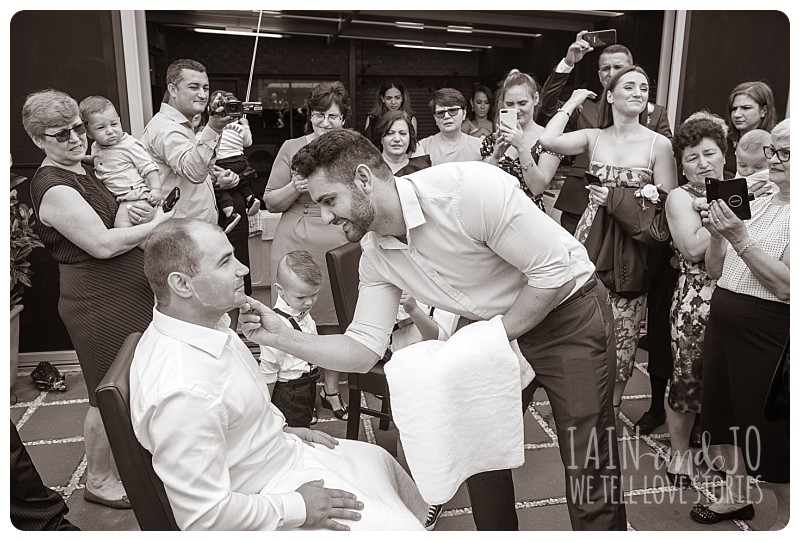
[{"xmin": 682, "ymin": 182, "xmax": 705, "ymax": 198}]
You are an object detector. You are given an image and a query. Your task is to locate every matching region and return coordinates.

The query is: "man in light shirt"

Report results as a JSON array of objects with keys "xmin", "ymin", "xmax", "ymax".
[
  {"xmin": 240, "ymin": 130, "xmax": 626, "ymax": 531},
  {"xmin": 130, "ymin": 218, "xmax": 427, "ymax": 531},
  {"xmin": 140, "ymin": 58, "xmax": 240, "ymax": 223}
]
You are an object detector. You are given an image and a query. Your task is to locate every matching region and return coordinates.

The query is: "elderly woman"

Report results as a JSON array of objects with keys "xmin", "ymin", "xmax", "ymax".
[
  {"xmin": 374, "ymin": 110, "xmax": 431, "ymax": 176},
  {"xmin": 662, "ymin": 113, "xmax": 725, "ymax": 487},
  {"xmin": 22, "ymin": 89, "xmax": 171, "ymax": 508},
  {"xmin": 481, "ymin": 69, "xmax": 563, "ymax": 213},
  {"xmin": 265, "ymin": 81, "xmax": 352, "ymax": 419},
  {"xmin": 691, "ymin": 119, "xmax": 790, "ymax": 528},
  {"xmin": 725, "ymin": 81, "xmax": 778, "ymax": 176},
  {"xmin": 540, "ymin": 65, "xmax": 677, "ymax": 416}
]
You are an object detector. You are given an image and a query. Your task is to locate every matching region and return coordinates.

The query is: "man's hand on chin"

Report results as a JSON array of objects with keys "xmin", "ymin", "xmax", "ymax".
[{"xmin": 239, "ymin": 296, "xmax": 285, "ymax": 346}]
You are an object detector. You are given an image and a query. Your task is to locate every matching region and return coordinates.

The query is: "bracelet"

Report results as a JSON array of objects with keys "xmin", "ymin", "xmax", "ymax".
[
  {"xmin": 556, "ymin": 108, "xmax": 572, "ymax": 117},
  {"xmin": 736, "ymin": 240, "xmax": 758, "ymax": 257},
  {"xmin": 520, "ymin": 160, "xmax": 535, "ymax": 170}
]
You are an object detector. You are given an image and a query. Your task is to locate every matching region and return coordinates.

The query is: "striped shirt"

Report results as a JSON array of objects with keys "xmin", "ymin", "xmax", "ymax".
[{"xmin": 344, "ymin": 161, "xmax": 595, "ymax": 356}]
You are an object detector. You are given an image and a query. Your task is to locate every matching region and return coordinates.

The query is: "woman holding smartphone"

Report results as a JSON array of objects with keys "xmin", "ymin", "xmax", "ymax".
[
  {"xmin": 481, "ymin": 69, "xmax": 563, "ymax": 212},
  {"xmin": 540, "ymin": 65, "xmax": 677, "ymax": 416}
]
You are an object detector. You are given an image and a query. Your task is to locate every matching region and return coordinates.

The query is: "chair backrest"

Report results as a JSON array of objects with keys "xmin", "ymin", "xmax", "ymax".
[
  {"xmin": 95, "ymin": 332, "xmax": 180, "ymax": 531},
  {"xmin": 325, "ymin": 242, "xmax": 363, "ymax": 334}
]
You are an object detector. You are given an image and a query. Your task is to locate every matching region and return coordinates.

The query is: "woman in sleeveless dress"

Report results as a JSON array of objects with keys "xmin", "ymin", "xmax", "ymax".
[
  {"xmin": 481, "ymin": 69, "xmax": 563, "ymax": 213},
  {"xmin": 23, "ymin": 89, "xmax": 172, "ymax": 508},
  {"xmin": 364, "ymin": 79, "xmax": 417, "ymax": 147},
  {"xmin": 663, "ymin": 113, "xmax": 726, "ymax": 486},
  {"xmin": 540, "ymin": 65, "xmax": 677, "ymax": 416},
  {"xmin": 265, "ymin": 81, "xmax": 352, "ymax": 419}
]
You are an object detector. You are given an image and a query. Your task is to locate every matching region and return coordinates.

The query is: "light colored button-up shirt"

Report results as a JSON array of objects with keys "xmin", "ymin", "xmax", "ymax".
[
  {"xmin": 259, "ymin": 296, "xmax": 317, "ymax": 383},
  {"xmin": 91, "ymin": 133, "xmax": 159, "ymax": 197},
  {"xmin": 130, "ymin": 308, "xmax": 306, "ymax": 530},
  {"xmin": 344, "ymin": 161, "xmax": 595, "ymax": 356},
  {"xmin": 140, "ymin": 103, "xmax": 220, "ymax": 222}
]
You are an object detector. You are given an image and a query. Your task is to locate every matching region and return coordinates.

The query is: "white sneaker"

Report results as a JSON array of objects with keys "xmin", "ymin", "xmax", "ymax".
[{"xmin": 424, "ymin": 504, "xmax": 443, "ymax": 531}]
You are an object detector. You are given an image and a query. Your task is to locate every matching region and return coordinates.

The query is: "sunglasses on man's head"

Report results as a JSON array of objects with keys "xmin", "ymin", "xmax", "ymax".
[
  {"xmin": 433, "ymin": 107, "xmax": 462, "ymax": 119},
  {"xmin": 43, "ymin": 123, "xmax": 86, "ymax": 143}
]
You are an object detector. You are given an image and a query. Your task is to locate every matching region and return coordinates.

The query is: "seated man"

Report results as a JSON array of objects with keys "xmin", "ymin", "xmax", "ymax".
[{"xmin": 130, "ymin": 218, "xmax": 427, "ymax": 531}]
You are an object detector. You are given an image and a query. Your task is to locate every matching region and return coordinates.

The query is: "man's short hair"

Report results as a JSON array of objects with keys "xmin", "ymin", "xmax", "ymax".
[
  {"xmin": 599, "ymin": 44, "xmax": 634, "ymax": 65},
  {"xmin": 144, "ymin": 218, "xmax": 216, "ymax": 306},
  {"xmin": 78, "ymin": 95, "xmax": 117, "ymax": 124},
  {"xmin": 737, "ymin": 129, "xmax": 771, "ymax": 153},
  {"xmin": 291, "ymin": 129, "xmax": 391, "ymax": 187},
  {"xmin": 166, "ymin": 59, "xmax": 207, "ymax": 88},
  {"xmin": 429, "ymin": 88, "xmax": 466, "ymax": 113},
  {"xmin": 277, "ymin": 250, "xmax": 322, "ymax": 287}
]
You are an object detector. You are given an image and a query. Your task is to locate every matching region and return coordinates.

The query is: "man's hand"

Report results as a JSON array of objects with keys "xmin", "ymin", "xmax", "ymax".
[
  {"xmin": 206, "ymin": 94, "xmax": 238, "ymax": 132},
  {"xmin": 239, "ymin": 296, "xmax": 287, "ymax": 347},
  {"xmin": 212, "ymin": 166, "xmax": 240, "ymax": 190},
  {"xmin": 284, "ymin": 427, "xmax": 339, "ymax": 449},
  {"xmin": 565, "ymin": 31, "xmax": 593, "ymax": 67},
  {"xmin": 296, "ymin": 480, "xmax": 363, "ymax": 531}
]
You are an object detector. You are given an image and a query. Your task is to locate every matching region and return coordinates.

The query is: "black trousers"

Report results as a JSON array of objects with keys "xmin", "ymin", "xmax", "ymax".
[
  {"xmin": 10, "ymin": 421, "xmax": 79, "ymax": 530},
  {"xmin": 465, "ymin": 280, "xmax": 627, "ymax": 530},
  {"xmin": 272, "ymin": 369, "xmax": 320, "ymax": 428}
]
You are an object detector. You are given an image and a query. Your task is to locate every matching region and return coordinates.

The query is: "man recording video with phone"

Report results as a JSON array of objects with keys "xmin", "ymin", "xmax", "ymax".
[{"xmin": 140, "ymin": 58, "xmax": 240, "ymax": 223}]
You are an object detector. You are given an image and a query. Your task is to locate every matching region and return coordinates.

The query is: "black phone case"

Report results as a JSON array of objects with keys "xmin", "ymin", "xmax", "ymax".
[
  {"xmin": 705, "ymin": 178, "xmax": 752, "ymax": 220},
  {"xmin": 585, "ymin": 171, "xmax": 602, "ymax": 186},
  {"xmin": 163, "ymin": 186, "xmax": 181, "ymax": 212}
]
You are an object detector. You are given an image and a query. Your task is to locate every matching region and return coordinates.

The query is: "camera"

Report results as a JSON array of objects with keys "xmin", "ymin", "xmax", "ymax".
[{"xmin": 210, "ymin": 96, "xmax": 263, "ymax": 118}]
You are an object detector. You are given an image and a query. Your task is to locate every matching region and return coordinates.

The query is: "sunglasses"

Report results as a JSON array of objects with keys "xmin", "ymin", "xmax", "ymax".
[
  {"xmin": 43, "ymin": 123, "xmax": 86, "ymax": 143},
  {"xmin": 433, "ymin": 107, "xmax": 462, "ymax": 119},
  {"xmin": 763, "ymin": 145, "xmax": 790, "ymax": 163}
]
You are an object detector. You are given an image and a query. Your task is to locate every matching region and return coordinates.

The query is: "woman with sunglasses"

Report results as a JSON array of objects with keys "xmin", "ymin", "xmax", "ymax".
[
  {"xmin": 265, "ymin": 81, "xmax": 352, "ymax": 420},
  {"xmin": 417, "ymin": 88, "xmax": 482, "ymax": 165},
  {"xmin": 692, "ymin": 119, "xmax": 790, "ymax": 528},
  {"xmin": 22, "ymin": 89, "xmax": 172, "ymax": 509}
]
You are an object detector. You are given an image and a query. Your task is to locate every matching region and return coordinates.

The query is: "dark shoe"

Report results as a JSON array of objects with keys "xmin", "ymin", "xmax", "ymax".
[
  {"xmin": 424, "ymin": 504, "xmax": 443, "ymax": 530},
  {"xmin": 245, "ymin": 194, "xmax": 264, "ymax": 216},
  {"xmin": 634, "ymin": 411, "xmax": 666, "ymax": 435},
  {"xmin": 84, "ymin": 488, "xmax": 132, "ymax": 510},
  {"xmin": 319, "ymin": 390, "xmax": 348, "ymax": 420},
  {"xmin": 222, "ymin": 212, "xmax": 242, "ymax": 234},
  {"xmin": 690, "ymin": 503, "xmax": 754, "ymax": 524},
  {"xmin": 666, "ymin": 471, "xmax": 693, "ymax": 488}
]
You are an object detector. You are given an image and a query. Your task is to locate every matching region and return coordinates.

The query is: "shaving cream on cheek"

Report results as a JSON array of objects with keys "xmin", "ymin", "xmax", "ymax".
[{"xmin": 189, "ymin": 276, "xmax": 246, "ymax": 311}]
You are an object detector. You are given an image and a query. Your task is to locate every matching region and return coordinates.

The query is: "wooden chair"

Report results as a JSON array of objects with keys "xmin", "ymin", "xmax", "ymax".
[
  {"xmin": 325, "ymin": 243, "xmax": 393, "ymax": 440},
  {"xmin": 95, "ymin": 332, "xmax": 180, "ymax": 531}
]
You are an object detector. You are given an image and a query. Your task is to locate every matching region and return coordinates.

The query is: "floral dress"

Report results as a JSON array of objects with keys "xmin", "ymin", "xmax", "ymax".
[
  {"xmin": 480, "ymin": 133, "xmax": 563, "ymax": 213},
  {"xmin": 668, "ymin": 184, "xmax": 717, "ymax": 413},
  {"xmin": 573, "ymin": 133, "xmax": 658, "ymax": 382}
]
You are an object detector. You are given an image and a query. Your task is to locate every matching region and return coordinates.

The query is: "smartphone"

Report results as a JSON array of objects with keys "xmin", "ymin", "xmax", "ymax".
[
  {"xmin": 585, "ymin": 171, "xmax": 602, "ymax": 186},
  {"xmin": 705, "ymin": 177, "xmax": 753, "ymax": 220},
  {"xmin": 499, "ymin": 108, "xmax": 517, "ymax": 129},
  {"xmin": 162, "ymin": 186, "xmax": 181, "ymax": 213},
  {"xmin": 583, "ymin": 29, "xmax": 617, "ymax": 48}
]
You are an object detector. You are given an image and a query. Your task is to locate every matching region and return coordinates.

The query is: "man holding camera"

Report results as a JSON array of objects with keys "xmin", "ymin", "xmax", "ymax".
[{"xmin": 141, "ymin": 58, "xmax": 240, "ymax": 223}]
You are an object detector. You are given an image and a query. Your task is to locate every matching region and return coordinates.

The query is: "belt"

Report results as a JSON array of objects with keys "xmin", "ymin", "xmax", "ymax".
[{"xmin": 556, "ymin": 274, "xmax": 598, "ymax": 310}]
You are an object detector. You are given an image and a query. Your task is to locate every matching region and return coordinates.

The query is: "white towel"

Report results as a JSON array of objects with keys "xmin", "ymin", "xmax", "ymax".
[{"xmin": 384, "ymin": 315, "xmax": 535, "ymax": 504}]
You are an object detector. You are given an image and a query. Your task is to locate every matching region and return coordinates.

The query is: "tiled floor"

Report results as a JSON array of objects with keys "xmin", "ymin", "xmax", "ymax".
[{"xmin": 10, "ymin": 348, "xmax": 779, "ymax": 531}]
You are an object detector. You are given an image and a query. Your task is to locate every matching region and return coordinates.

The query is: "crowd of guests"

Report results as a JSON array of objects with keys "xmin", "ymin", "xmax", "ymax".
[{"xmin": 13, "ymin": 29, "xmax": 789, "ymax": 532}]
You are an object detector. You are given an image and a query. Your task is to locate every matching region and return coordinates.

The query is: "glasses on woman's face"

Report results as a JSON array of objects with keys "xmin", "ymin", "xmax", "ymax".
[
  {"xmin": 43, "ymin": 123, "xmax": 86, "ymax": 143},
  {"xmin": 764, "ymin": 145, "xmax": 790, "ymax": 163},
  {"xmin": 310, "ymin": 112, "xmax": 343, "ymax": 123},
  {"xmin": 433, "ymin": 107, "xmax": 462, "ymax": 119}
]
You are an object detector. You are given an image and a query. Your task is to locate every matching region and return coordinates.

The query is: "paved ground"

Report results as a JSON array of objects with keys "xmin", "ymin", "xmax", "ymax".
[{"xmin": 10, "ymin": 347, "xmax": 779, "ymax": 531}]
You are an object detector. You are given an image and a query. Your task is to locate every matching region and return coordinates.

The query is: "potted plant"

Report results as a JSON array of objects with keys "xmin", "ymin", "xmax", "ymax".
[{"xmin": 10, "ymin": 172, "xmax": 44, "ymax": 386}]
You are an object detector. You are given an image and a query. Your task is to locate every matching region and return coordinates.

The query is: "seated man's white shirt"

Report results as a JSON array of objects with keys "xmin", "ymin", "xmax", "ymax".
[
  {"xmin": 391, "ymin": 302, "xmax": 458, "ymax": 352},
  {"xmin": 259, "ymin": 296, "xmax": 317, "ymax": 384},
  {"xmin": 130, "ymin": 308, "xmax": 426, "ymax": 530}
]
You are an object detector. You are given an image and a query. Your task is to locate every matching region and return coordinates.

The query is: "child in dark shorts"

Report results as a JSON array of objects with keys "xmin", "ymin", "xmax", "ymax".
[{"xmin": 258, "ymin": 250, "xmax": 322, "ymax": 427}]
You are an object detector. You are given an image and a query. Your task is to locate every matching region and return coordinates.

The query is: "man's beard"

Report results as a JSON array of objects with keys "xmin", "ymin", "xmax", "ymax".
[{"xmin": 343, "ymin": 189, "xmax": 375, "ymax": 242}]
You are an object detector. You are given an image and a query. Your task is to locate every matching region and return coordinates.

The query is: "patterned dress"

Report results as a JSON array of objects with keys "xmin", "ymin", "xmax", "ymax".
[
  {"xmin": 668, "ymin": 184, "xmax": 717, "ymax": 413},
  {"xmin": 573, "ymin": 133, "xmax": 658, "ymax": 382},
  {"xmin": 480, "ymin": 133, "xmax": 563, "ymax": 213}
]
